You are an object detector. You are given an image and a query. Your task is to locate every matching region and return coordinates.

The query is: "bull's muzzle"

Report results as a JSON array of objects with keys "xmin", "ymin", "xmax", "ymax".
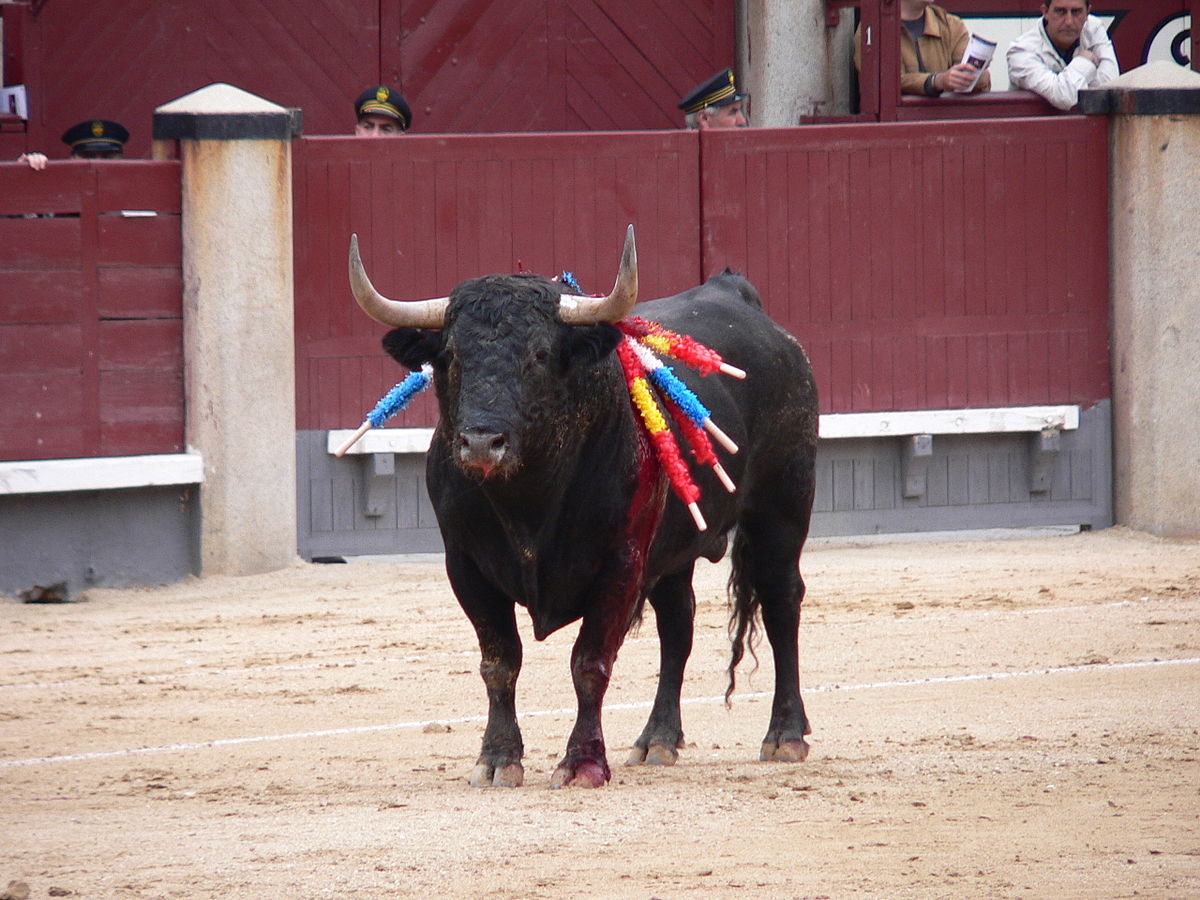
[{"xmin": 456, "ymin": 426, "xmax": 510, "ymax": 478}]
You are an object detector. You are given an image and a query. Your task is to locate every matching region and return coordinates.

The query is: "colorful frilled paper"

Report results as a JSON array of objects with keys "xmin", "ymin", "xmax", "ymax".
[
  {"xmin": 333, "ymin": 364, "xmax": 433, "ymax": 457},
  {"xmin": 614, "ymin": 320, "xmax": 742, "ymax": 531}
]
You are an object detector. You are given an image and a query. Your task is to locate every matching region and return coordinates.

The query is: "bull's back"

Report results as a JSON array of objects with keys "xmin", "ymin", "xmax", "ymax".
[
  {"xmin": 637, "ymin": 272, "xmax": 816, "ymax": 442},
  {"xmin": 637, "ymin": 272, "xmax": 818, "ymax": 567}
]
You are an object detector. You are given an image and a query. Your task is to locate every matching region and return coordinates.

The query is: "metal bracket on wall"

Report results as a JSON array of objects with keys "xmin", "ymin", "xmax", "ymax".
[
  {"xmin": 901, "ymin": 434, "xmax": 933, "ymax": 498},
  {"xmin": 362, "ymin": 453, "xmax": 395, "ymax": 517},
  {"xmin": 1028, "ymin": 427, "xmax": 1061, "ymax": 493}
]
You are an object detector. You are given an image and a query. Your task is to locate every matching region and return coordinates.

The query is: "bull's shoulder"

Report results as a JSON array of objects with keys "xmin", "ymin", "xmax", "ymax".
[
  {"xmin": 640, "ymin": 270, "xmax": 763, "ymax": 321},
  {"xmin": 704, "ymin": 269, "xmax": 763, "ymax": 310}
]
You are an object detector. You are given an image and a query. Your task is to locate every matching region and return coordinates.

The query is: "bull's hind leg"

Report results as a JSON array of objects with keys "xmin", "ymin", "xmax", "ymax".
[
  {"xmin": 731, "ymin": 505, "xmax": 814, "ymax": 763},
  {"xmin": 627, "ymin": 565, "xmax": 696, "ymax": 766}
]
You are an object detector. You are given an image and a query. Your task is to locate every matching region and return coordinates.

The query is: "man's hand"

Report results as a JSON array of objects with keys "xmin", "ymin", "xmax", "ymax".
[
  {"xmin": 1077, "ymin": 49, "xmax": 1100, "ymax": 67},
  {"xmin": 18, "ymin": 152, "xmax": 48, "ymax": 171},
  {"xmin": 935, "ymin": 63, "xmax": 982, "ymax": 93}
]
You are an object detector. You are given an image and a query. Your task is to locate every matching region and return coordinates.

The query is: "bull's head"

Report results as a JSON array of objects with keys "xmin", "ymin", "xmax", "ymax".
[{"xmin": 349, "ymin": 227, "xmax": 639, "ymax": 480}]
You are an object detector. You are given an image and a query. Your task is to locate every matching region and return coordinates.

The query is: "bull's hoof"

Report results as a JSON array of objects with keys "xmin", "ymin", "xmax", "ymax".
[
  {"xmin": 468, "ymin": 761, "xmax": 525, "ymax": 787},
  {"xmin": 625, "ymin": 743, "xmax": 679, "ymax": 766},
  {"xmin": 760, "ymin": 738, "xmax": 810, "ymax": 762},
  {"xmin": 549, "ymin": 759, "xmax": 609, "ymax": 788}
]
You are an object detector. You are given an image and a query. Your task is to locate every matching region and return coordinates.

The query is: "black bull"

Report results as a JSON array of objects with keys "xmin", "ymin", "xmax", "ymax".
[{"xmin": 352, "ymin": 232, "xmax": 818, "ymax": 787}]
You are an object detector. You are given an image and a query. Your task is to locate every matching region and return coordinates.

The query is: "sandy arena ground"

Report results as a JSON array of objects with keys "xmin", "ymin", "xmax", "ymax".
[{"xmin": 1, "ymin": 526, "xmax": 1198, "ymax": 899}]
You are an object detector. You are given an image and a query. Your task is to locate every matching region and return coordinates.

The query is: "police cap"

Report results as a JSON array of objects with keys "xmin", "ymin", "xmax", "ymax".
[
  {"xmin": 677, "ymin": 68, "xmax": 747, "ymax": 114},
  {"xmin": 61, "ymin": 119, "xmax": 129, "ymax": 155},
  {"xmin": 355, "ymin": 85, "xmax": 412, "ymax": 131}
]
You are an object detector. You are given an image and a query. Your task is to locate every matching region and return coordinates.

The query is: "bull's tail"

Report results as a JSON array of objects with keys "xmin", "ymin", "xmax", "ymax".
[{"xmin": 725, "ymin": 526, "xmax": 760, "ymax": 705}]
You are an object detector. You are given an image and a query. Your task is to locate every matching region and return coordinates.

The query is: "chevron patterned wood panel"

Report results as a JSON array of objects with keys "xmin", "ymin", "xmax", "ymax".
[{"xmin": 16, "ymin": 0, "xmax": 731, "ymax": 154}]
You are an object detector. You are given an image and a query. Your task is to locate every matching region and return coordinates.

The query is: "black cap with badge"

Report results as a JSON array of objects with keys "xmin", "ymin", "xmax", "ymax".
[
  {"xmin": 61, "ymin": 119, "xmax": 129, "ymax": 156},
  {"xmin": 678, "ymin": 68, "xmax": 747, "ymax": 114},
  {"xmin": 354, "ymin": 85, "xmax": 412, "ymax": 131}
]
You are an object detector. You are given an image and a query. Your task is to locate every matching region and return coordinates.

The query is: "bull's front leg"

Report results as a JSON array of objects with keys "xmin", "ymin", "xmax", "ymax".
[
  {"xmin": 448, "ymin": 559, "xmax": 526, "ymax": 788},
  {"xmin": 470, "ymin": 614, "xmax": 525, "ymax": 787},
  {"xmin": 549, "ymin": 610, "xmax": 631, "ymax": 788}
]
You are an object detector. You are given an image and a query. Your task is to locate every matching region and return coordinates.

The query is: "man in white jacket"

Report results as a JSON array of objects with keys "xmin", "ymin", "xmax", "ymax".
[{"xmin": 1006, "ymin": 0, "xmax": 1119, "ymax": 110}]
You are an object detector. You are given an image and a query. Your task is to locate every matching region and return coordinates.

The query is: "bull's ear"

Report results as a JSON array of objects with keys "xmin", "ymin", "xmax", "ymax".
[
  {"xmin": 382, "ymin": 328, "xmax": 444, "ymax": 370},
  {"xmin": 561, "ymin": 322, "xmax": 622, "ymax": 370}
]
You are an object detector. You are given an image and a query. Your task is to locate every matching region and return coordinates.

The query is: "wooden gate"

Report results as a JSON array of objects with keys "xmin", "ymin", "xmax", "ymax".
[
  {"xmin": 2, "ymin": 0, "xmax": 733, "ymax": 160},
  {"xmin": 0, "ymin": 161, "xmax": 183, "ymax": 461},
  {"xmin": 700, "ymin": 117, "xmax": 1111, "ymax": 413}
]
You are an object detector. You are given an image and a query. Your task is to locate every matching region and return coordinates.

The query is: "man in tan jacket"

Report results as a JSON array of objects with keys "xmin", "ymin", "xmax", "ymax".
[{"xmin": 855, "ymin": 0, "xmax": 992, "ymax": 97}]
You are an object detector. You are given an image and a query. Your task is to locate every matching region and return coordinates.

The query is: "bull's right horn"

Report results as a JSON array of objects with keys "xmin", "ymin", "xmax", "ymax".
[
  {"xmin": 558, "ymin": 224, "xmax": 639, "ymax": 324},
  {"xmin": 349, "ymin": 234, "xmax": 449, "ymax": 328}
]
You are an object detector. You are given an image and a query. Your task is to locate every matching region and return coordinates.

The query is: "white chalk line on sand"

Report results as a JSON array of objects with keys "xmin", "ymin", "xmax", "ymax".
[
  {"xmin": 0, "ymin": 598, "xmax": 1150, "ymax": 693},
  {"xmin": 2, "ymin": 656, "xmax": 1196, "ymax": 770}
]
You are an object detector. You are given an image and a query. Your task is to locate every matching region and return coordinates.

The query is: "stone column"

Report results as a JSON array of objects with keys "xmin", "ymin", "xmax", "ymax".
[
  {"xmin": 1080, "ymin": 63, "xmax": 1200, "ymax": 538},
  {"xmin": 154, "ymin": 83, "xmax": 302, "ymax": 573},
  {"xmin": 742, "ymin": 0, "xmax": 850, "ymax": 125}
]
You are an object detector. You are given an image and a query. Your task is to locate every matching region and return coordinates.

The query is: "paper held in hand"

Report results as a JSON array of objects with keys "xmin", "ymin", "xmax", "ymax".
[{"xmin": 956, "ymin": 34, "xmax": 996, "ymax": 92}]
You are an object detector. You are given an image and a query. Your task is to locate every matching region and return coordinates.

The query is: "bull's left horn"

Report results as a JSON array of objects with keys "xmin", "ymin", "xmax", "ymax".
[
  {"xmin": 349, "ymin": 234, "xmax": 449, "ymax": 328},
  {"xmin": 558, "ymin": 224, "xmax": 638, "ymax": 324}
]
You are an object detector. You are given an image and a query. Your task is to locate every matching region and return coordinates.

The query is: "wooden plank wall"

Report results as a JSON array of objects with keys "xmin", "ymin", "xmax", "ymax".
[
  {"xmin": 5, "ymin": 0, "xmax": 733, "ymax": 159},
  {"xmin": 0, "ymin": 161, "xmax": 183, "ymax": 462},
  {"xmin": 700, "ymin": 117, "xmax": 1111, "ymax": 414},
  {"xmin": 294, "ymin": 130, "xmax": 702, "ymax": 431},
  {"xmin": 1, "ymin": 116, "xmax": 1111, "ymax": 463}
]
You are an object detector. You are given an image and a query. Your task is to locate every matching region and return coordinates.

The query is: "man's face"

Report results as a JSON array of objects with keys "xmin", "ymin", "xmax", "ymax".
[
  {"xmin": 1042, "ymin": 0, "xmax": 1090, "ymax": 49},
  {"xmin": 699, "ymin": 101, "xmax": 747, "ymax": 130},
  {"xmin": 355, "ymin": 114, "xmax": 404, "ymax": 136},
  {"xmin": 72, "ymin": 149, "xmax": 122, "ymax": 159}
]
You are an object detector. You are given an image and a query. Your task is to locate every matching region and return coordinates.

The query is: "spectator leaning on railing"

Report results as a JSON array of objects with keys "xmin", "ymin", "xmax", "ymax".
[
  {"xmin": 855, "ymin": 1, "xmax": 992, "ymax": 97},
  {"xmin": 1006, "ymin": 0, "xmax": 1118, "ymax": 111}
]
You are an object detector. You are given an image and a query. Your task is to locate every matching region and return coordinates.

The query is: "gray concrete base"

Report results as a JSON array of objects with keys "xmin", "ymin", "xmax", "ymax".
[
  {"xmin": 296, "ymin": 432, "xmax": 442, "ymax": 561},
  {"xmin": 812, "ymin": 402, "xmax": 1113, "ymax": 537},
  {"xmin": 0, "ymin": 486, "xmax": 200, "ymax": 599},
  {"xmin": 296, "ymin": 401, "xmax": 1112, "ymax": 558}
]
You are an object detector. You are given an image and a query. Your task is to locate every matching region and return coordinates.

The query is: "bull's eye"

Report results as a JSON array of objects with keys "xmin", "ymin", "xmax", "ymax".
[{"xmin": 534, "ymin": 348, "xmax": 550, "ymax": 364}]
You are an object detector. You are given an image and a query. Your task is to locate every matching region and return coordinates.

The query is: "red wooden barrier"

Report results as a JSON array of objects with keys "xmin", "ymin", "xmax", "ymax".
[
  {"xmin": 0, "ymin": 161, "xmax": 183, "ymax": 462},
  {"xmin": 293, "ymin": 131, "xmax": 702, "ymax": 431},
  {"xmin": 700, "ymin": 116, "xmax": 1110, "ymax": 414},
  {"xmin": 2, "ymin": 119, "xmax": 1112, "ymax": 462}
]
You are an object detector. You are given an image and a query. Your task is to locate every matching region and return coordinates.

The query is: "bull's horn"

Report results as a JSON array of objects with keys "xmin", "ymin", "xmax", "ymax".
[
  {"xmin": 349, "ymin": 234, "xmax": 449, "ymax": 328},
  {"xmin": 558, "ymin": 224, "xmax": 638, "ymax": 324}
]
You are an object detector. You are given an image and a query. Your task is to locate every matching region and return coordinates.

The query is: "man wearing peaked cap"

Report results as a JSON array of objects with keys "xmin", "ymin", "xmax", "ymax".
[
  {"xmin": 61, "ymin": 119, "xmax": 129, "ymax": 157},
  {"xmin": 678, "ymin": 67, "xmax": 749, "ymax": 129},
  {"xmin": 354, "ymin": 85, "xmax": 413, "ymax": 136},
  {"xmin": 19, "ymin": 118, "xmax": 130, "ymax": 168}
]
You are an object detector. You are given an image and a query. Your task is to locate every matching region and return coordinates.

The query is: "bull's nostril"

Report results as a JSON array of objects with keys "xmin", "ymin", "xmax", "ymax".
[{"xmin": 458, "ymin": 429, "xmax": 508, "ymax": 468}]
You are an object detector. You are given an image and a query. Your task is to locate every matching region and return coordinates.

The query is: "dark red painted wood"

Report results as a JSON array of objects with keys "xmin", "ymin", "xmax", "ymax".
[
  {"xmin": 5, "ymin": 115, "xmax": 1112, "ymax": 462},
  {"xmin": 0, "ymin": 160, "xmax": 184, "ymax": 462},
  {"xmin": 9, "ymin": 0, "xmax": 732, "ymax": 160},
  {"xmin": 293, "ymin": 131, "xmax": 702, "ymax": 430},
  {"xmin": 699, "ymin": 117, "xmax": 1110, "ymax": 414}
]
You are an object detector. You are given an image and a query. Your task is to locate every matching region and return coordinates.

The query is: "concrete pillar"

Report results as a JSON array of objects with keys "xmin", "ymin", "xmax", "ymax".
[
  {"xmin": 1080, "ymin": 63, "xmax": 1200, "ymax": 538},
  {"xmin": 742, "ymin": 0, "xmax": 851, "ymax": 125},
  {"xmin": 153, "ymin": 84, "xmax": 302, "ymax": 573}
]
